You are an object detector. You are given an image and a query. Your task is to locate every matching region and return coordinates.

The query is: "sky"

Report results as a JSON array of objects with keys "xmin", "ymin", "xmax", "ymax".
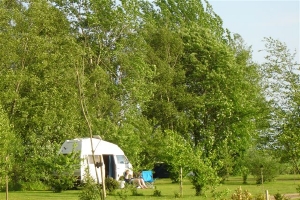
[{"xmin": 207, "ymin": 0, "xmax": 300, "ymax": 64}]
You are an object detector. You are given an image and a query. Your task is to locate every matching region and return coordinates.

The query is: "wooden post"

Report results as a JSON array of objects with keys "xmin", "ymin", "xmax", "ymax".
[
  {"xmin": 260, "ymin": 165, "xmax": 264, "ymax": 185},
  {"xmin": 6, "ymin": 156, "xmax": 8, "ymax": 200},
  {"xmin": 180, "ymin": 167, "xmax": 183, "ymax": 197},
  {"xmin": 265, "ymin": 190, "xmax": 269, "ymax": 200},
  {"xmin": 100, "ymin": 156, "xmax": 106, "ymax": 199}
]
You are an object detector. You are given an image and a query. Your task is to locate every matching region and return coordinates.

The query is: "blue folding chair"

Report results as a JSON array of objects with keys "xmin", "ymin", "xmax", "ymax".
[{"xmin": 141, "ymin": 170, "xmax": 155, "ymax": 189}]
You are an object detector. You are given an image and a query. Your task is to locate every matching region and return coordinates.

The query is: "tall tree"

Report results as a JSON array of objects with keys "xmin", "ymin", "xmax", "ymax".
[
  {"xmin": 0, "ymin": 104, "xmax": 18, "ymax": 188},
  {"xmin": 141, "ymin": 0, "xmax": 268, "ymax": 195},
  {"xmin": 181, "ymin": 23, "xmax": 267, "ymax": 184},
  {"xmin": 50, "ymin": 0, "xmax": 158, "ymax": 168},
  {"xmin": 0, "ymin": 0, "xmax": 83, "ymax": 187},
  {"xmin": 260, "ymin": 37, "xmax": 300, "ymax": 173}
]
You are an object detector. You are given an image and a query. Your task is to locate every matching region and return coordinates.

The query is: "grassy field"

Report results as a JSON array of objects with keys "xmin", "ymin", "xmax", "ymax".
[{"xmin": 1, "ymin": 174, "xmax": 299, "ymax": 200}]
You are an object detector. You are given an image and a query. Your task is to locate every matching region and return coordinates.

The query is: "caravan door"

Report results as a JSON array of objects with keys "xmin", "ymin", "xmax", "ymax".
[
  {"xmin": 102, "ymin": 154, "xmax": 116, "ymax": 179},
  {"xmin": 101, "ymin": 154, "xmax": 131, "ymax": 180}
]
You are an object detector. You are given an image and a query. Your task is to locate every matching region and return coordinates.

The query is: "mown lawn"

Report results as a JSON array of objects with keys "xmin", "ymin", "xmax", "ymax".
[{"xmin": 1, "ymin": 174, "xmax": 300, "ymax": 200}]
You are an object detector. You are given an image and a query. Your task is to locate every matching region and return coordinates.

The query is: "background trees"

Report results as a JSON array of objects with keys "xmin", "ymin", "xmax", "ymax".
[
  {"xmin": 0, "ymin": 0, "xmax": 297, "ymax": 196},
  {"xmin": 0, "ymin": 0, "xmax": 83, "ymax": 187},
  {"xmin": 0, "ymin": 104, "xmax": 17, "ymax": 186},
  {"xmin": 260, "ymin": 37, "xmax": 300, "ymax": 174}
]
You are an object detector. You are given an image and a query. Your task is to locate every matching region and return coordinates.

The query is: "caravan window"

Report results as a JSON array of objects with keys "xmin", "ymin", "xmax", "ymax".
[
  {"xmin": 116, "ymin": 155, "xmax": 128, "ymax": 164},
  {"xmin": 88, "ymin": 155, "xmax": 101, "ymax": 164}
]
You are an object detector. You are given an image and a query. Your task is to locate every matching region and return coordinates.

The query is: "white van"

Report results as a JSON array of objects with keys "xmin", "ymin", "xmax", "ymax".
[{"xmin": 59, "ymin": 136, "xmax": 132, "ymax": 184}]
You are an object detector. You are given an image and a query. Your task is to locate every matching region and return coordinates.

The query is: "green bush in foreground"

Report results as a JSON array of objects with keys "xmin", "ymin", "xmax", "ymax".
[
  {"xmin": 79, "ymin": 169, "xmax": 102, "ymax": 200},
  {"xmin": 105, "ymin": 177, "xmax": 119, "ymax": 194},
  {"xmin": 46, "ymin": 153, "xmax": 79, "ymax": 193}
]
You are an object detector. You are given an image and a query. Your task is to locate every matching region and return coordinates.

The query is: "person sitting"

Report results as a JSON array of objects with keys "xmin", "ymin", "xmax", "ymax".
[
  {"xmin": 124, "ymin": 170, "xmax": 133, "ymax": 184},
  {"xmin": 124, "ymin": 170, "xmax": 148, "ymax": 189}
]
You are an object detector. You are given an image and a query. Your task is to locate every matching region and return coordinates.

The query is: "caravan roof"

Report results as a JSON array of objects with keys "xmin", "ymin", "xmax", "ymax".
[{"xmin": 60, "ymin": 137, "xmax": 125, "ymax": 155}]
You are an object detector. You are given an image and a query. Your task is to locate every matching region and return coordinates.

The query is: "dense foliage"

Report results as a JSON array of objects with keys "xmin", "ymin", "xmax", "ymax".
[{"xmin": 0, "ymin": 0, "xmax": 298, "ymax": 196}]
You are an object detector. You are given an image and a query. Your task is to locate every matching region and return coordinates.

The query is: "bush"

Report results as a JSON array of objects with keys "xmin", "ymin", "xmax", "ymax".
[
  {"xmin": 253, "ymin": 193, "xmax": 265, "ymax": 200},
  {"xmin": 296, "ymin": 185, "xmax": 300, "ymax": 193},
  {"xmin": 41, "ymin": 152, "xmax": 80, "ymax": 192},
  {"xmin": 18, "ymin": 181, "xmax": 49, "ymax": 191},
  {"xmin": 212, "ymin": 188, "xmax": 230, "ymax": 200},
  {"xmin": 131, "ymin": 187, "xmax": 144, "ymax": 196},
  {"xmin": 231, "ymin": 187, "xmax": 252, "ymax": 200},
  {"xmin": 105, "ymin": 177, "xmax": 119, "ymax": 194},
  {"xmin": 174, "ymin": 191, "xmax": 181, "ymax": 198},
  {"xmin": 246, "ymin": 150, "xmax": 280, "ymax": 184},
  {"xmin": 47, "ymin": 155, "xmax": 78, "ymax": 192},
  {"xmin": 117, "ymin": 185, "xmax": 130, "ymax": 200},
  {"xmin": 153, "ymin": 189, "xmax": 162, "ymax": 197},
  {"xmin": 79, "ymin": 183, "xmax": 101, "ymax": 200},
  {"xmin": 274, "ymin": 193, "xmax": 290, "ymax": 200},
  {"xmin": 79, "ymin": 169, "xmax": 102, "ymax": 200},
  {"xmin": 188, "ymin": 166, "xmax": 219, "ymax": 196}
]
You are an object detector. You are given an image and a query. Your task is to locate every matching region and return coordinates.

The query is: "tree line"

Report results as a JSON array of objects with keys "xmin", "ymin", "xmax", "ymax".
[{"xmin": 0, "ymin": 0, "xmax": 299, "ymax": 195}]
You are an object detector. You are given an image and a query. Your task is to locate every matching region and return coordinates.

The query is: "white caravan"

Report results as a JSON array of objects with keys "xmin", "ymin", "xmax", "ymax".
[{"xmin": 59, "ymin": 136, "xmax": 132, "ymax": 184}]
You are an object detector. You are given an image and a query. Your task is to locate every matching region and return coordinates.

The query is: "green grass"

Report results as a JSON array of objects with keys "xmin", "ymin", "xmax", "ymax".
[{"xmin": 1, "ymin": 175, "xmax": 300, "ymax": 200}]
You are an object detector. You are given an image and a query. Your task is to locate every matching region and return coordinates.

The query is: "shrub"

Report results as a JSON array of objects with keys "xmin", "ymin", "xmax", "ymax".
[
  {"xmin": 296, "ymin": 185, "xmax": 300, "ymax": 193},
  {"xmin": 119, "ymin": 176, "xmax": 124, "ymax": 181},
  {"xmin": 105, "ymin": 177, "xmax": 119, "ymax": 194},
  {"xmin": 253, "ymin": 193, "xmax": 265, "ymax": 200},
  {"xmin": 246, "ymin": 150, "xmax": 280, "ymax": 184},
  {"xmin": 274, "ymin": 193, "xmax": 290, "ymax": 200},
  {"xmin": 42, "ymin": 152, "xmax": 79, "ymax": 192},
  {"xmin": 188, "ymin": 166, "xmax": 219, "ymax": 196},
  {"xmin": 174, "ymin": 191, "xmax": 181, "ymax": 198},
  {"xmin": 131, "ymin": 187, "xmax": 144, "ymax": 196},
  {"xmin": 117, "ymin": 185, "xmax": 130, "ymax": 200},
  {"xmin": 79, "ymin": 169, "xmax": 102, "ymax": 200},
  {"xmin": 240, "ymin": 166, "xmax": 250, "ymax": 184},
  {"xmin": 153, "ymin": 189, "xmax": 162, "ymax": 196},
  {"xmin": 49, "ymin": 174, "xmax": 76, "ymax": 193},
  {"xmin": 212, "ymin": 188, "xmax": 230, "ymax": 200},
  {"xmin": 46, "ymin": 154, "xmax": 76, "ymax": 192},
  {"xmin": 19, "ymin": 181, "xmax": 49, "ymax": 191},
  {"xmin": 231, "ymin": 187, "xmax": 252, "ymax": 200}
]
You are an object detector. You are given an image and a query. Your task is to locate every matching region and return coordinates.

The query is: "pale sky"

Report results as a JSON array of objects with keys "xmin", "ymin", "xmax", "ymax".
[{"xmin": 208, "ymin": 0, "xmax": 300, "ymax": 64}]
